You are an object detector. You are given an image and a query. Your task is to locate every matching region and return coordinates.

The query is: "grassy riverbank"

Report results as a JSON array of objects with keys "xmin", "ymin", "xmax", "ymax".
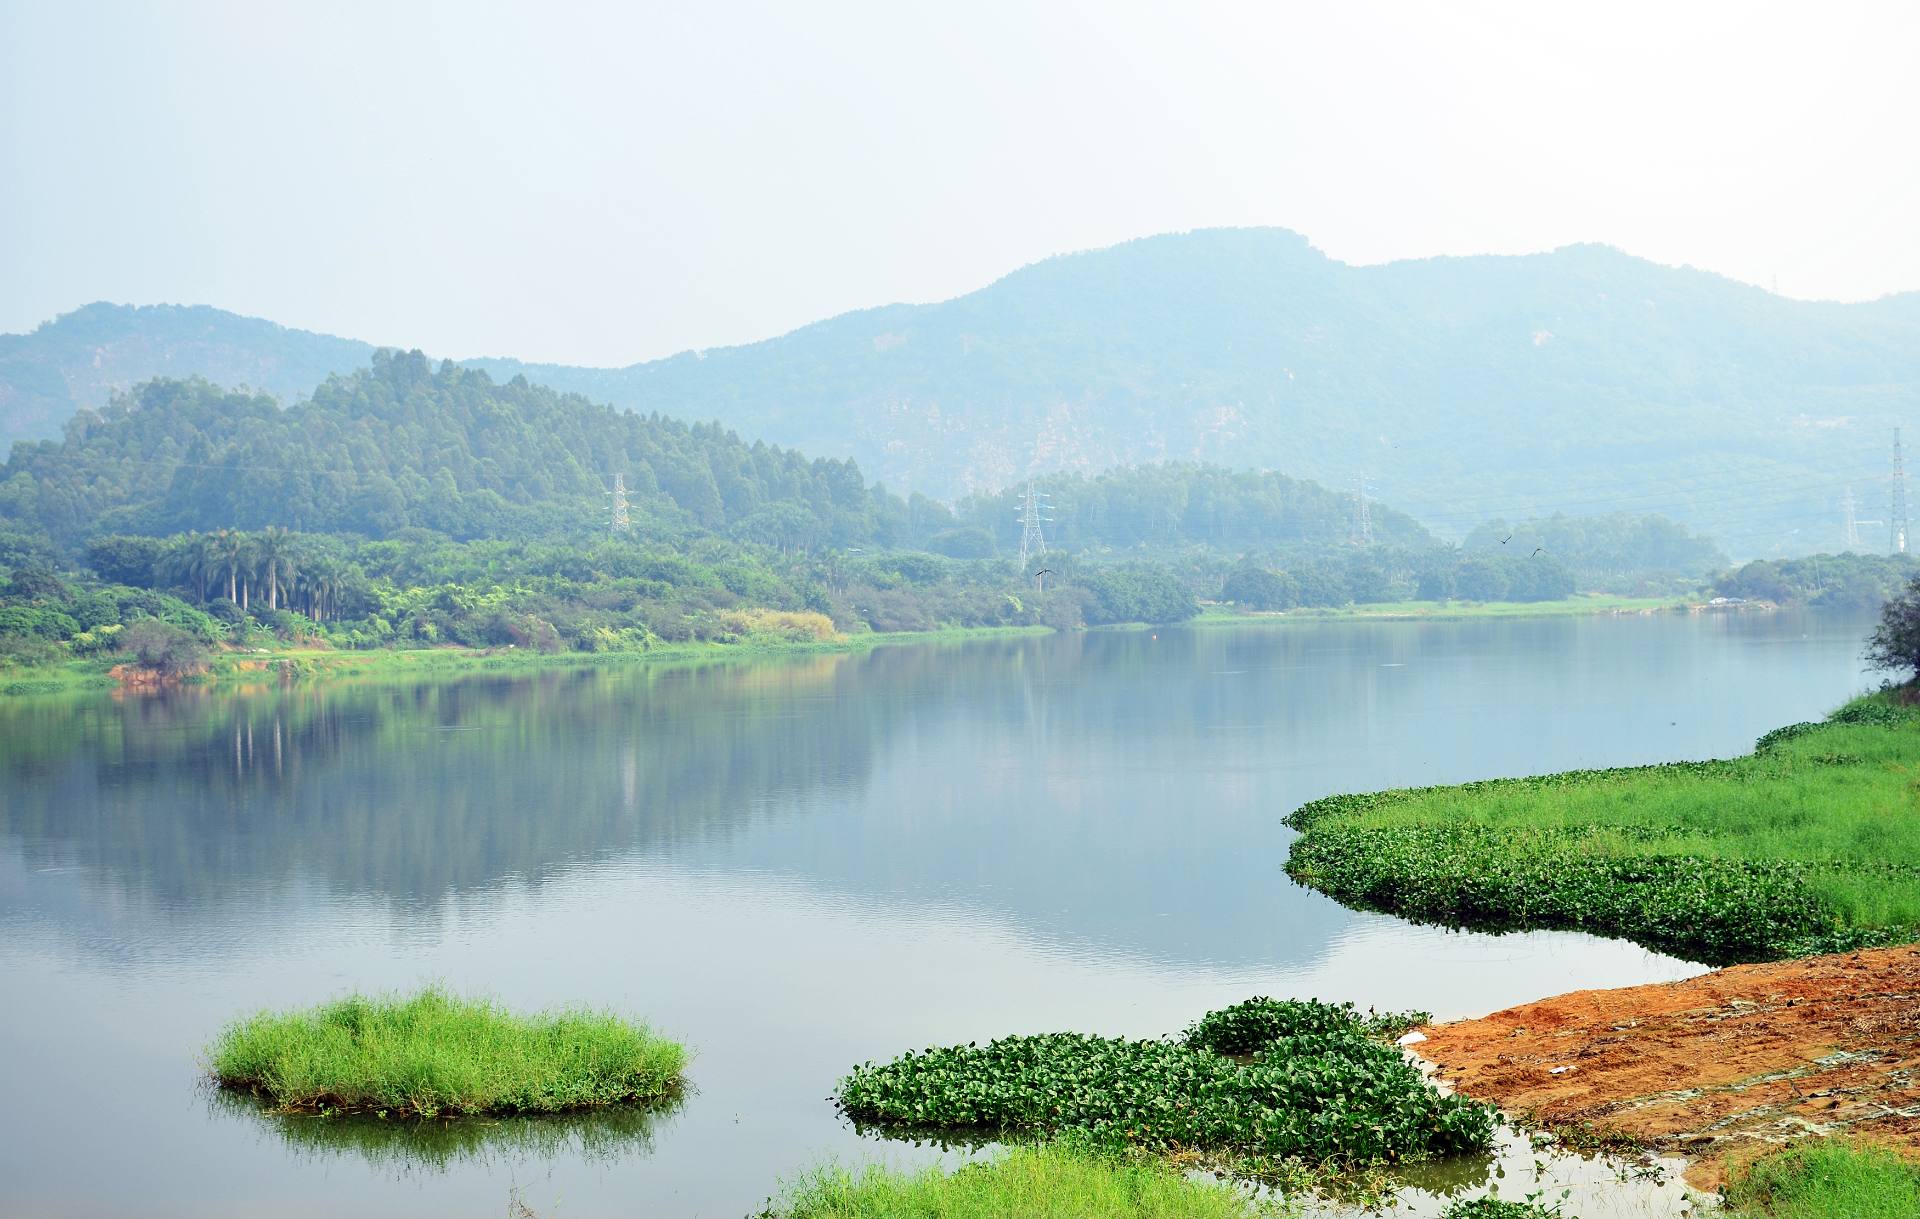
[
  {"xmin": 0, "ymin": 623, "xmax": 1054, "ymax": 696},
  {"xmin": 208, "ymin": 988, "xmax": 686, "ymax": 1117},
  {"xmin": 1286, "ymin": 694, "xmax": 1920, "ymax": 964},
  {"xmin": 1725, "ymin": 1140, "xmax": 1920, "ymax": 1218},
  {"xmin": 1, "ymin": 591, "xmax": 1690, "ymax": 698}
]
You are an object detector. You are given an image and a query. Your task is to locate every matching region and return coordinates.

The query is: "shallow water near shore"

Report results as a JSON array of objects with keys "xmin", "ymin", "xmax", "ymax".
[{"xmin": 0, "ymin": 611, "xmax": 1876, "ymax": 1216}]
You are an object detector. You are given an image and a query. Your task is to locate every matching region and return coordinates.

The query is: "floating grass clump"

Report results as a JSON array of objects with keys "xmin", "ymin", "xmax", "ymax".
[
  {"xmin": 758, "ymin": 1138, "xmax": 1287, "ymax": 1219},
  {"xmin": 1724, "ymin": 1139, "xmax": 1920, "ymax": 1218},
  {"xmin": 1284, "ymin": 695, "xmax": 1920, "ymax": 965},
  {"xmin": 836, "ymin": 998, "xmax": 1493, "ymax": 1169},
  {"xmin": 207, "ymin": 987, "xmax": 686, "ymax": 1118}
]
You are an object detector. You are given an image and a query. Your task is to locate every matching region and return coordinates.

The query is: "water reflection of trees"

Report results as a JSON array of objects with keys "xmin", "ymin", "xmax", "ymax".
[
  {"xmin": 0, "ymin": 656, "xmax": 893, "ymax": 905},
  {"xmin": 209, "ymin": 1086, "xmax": 682, "ymax": 1176},
  {"xmin": 0, "ymin": 624, "xmax": 1591, "ymax": 933}
]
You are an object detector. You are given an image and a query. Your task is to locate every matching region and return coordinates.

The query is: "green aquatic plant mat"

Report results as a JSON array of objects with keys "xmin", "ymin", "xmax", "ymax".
[
  {"xmin": 837, "ymin": 998, "xmax": 1493, "ymax": 1168},
  {"xmin": 207, "ymin": 986, "xmax": 687, "ymax": 1117}
]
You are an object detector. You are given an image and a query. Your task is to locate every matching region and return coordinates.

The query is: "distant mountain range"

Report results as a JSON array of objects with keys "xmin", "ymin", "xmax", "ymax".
[{"xmin": 8, "ymin": 229, "xmax": 1919, "ymax": 556}]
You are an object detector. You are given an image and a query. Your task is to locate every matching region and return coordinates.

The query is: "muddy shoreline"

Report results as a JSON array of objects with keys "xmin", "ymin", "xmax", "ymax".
[{"xmin": 1409, "ymin": 945, "xmax": 1920, "ymax": 1190}]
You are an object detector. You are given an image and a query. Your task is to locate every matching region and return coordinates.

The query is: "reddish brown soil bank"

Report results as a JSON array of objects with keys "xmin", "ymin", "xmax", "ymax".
[{"xmin": 1413, "ymin": 946, "xmax": 1920, "ymax": 1189}]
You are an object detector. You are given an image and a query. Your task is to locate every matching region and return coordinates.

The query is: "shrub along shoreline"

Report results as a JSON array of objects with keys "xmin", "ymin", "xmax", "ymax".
[{"xmin": 1284, "ymin": 694, "xmax": 1920, "ymax": 966}]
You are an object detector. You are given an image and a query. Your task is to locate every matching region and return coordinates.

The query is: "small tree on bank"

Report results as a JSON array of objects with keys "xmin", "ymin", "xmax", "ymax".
[
  {"xmin": 121, "ymin": 619, "xmax": 211, "ymax": 677},
  {"xmin": 1865, "ymin": 575, "xmax": 1920, "ymax": 681}
]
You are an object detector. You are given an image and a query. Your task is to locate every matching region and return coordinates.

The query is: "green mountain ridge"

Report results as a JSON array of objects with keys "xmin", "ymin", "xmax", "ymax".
[{"xmin": 8, "ymin": 229, "xmax": 1920, "ymax": 556}]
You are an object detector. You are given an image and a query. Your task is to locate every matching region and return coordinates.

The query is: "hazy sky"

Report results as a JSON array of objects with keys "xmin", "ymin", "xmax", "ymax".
[{"xmin": 3, "ymin": 1, "xmax": 1917, "ymax": 366}]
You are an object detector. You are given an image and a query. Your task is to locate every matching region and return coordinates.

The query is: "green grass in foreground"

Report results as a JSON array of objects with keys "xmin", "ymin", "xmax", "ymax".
[
  {"xmin": 756, "ymin": 1139, "xmax": 1289, "ymax": 1219},
  {"xmin": 207, "ymin": 987, "xmax": 686, "ymax": 1117},
  {"xmin": 1285, "ymin": 695, "xmax": 1920, "ymax": 964},
  {"xmin": 1724, "ymin": 1140, "xmax": 1920, "ymax": 1218}
]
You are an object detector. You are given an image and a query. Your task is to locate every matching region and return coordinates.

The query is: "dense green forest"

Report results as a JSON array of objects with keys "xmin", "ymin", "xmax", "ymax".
[
  {"xmin": 1463, "ymin": 512, "xmax": 1726, "ymax": 593},
  {"xmin": 1713, "ymin": 552, "xmax": 1920, "ymax": 609},
  {"xmin": 954, "ymin": 464, "xmax": 1429, "ymax": 554},
  {"xmin": 0, "ymin": 525, "xmax": 1214, "ymax": 672},
  {"xmin": 0, "ymin": 351, "xmax": 910, "ymax": 548}
]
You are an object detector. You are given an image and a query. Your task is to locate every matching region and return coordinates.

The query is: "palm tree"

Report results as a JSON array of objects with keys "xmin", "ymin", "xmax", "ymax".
[
  {"xmin": 208, "ymin": 530, "xmax": 247, "ymax": 604},
  {"xmin": 300, "ymin": 556, "xmax": 340, "ymax": 622},
  {"xmin": 160, "ymin": 533, "xmax": 209, "ymax": 601},
  {"xmin": 255, "ymin": 527, "xmax": 298, "ymax": 611}
]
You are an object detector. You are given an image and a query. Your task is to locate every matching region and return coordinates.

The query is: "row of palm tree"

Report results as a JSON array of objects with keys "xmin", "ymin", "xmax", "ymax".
[{"xmin": 160, "ymin": 528, "xmax": 352, "ymax": 622}]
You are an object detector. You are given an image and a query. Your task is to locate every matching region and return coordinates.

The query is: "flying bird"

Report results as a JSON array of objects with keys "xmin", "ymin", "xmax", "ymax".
[
  {"xmin": 1499, "ymin": 534, "xmax": 1513, "ymax": 545},
  {"xmin": 1034, "ymin": 568, "xmax": 1056, "ymax": 578},
  {"xmin": 1532, "ymin": 547, "xmax": 1546, "ymax": 557}
]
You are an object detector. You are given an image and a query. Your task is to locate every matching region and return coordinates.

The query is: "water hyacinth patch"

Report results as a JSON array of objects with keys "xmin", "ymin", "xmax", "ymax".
[
  {"xmin": 835, "ymin": 998, "xmax": 1494, "ymax": 1168},
  {"xmin": 1183, "ymin": 997, "xmax": 1429, "ymax": 1056}
]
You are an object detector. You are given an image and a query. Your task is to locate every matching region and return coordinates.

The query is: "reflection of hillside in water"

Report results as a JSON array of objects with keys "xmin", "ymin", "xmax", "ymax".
[{"xmin": 0, "ymin": 655, "xmax": 885, "ymax": 907}]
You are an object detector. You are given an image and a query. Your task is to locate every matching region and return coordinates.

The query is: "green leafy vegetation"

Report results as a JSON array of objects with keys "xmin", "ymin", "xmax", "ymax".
[
  {"xmin": 1464, "ymin": 512, "xmax": 1724, "ymax": 594},
  {"xmin": 1182, "ymin": 997, "xmax": 1427, "ymax": 1055},
  {"xmin": 835, "ymin": 998, "xmax": 1494, "ymax": 1169},
  {"xmin": 1285, "ymin": 694, "xmax": 1920, "ymax": 965},
  {"xmin": 206, "ymin": 987, "xmax": 687, "ymax": 1118},
  {"xmin": 1716, "ymin": 552, "xmax": 1920, "ymax": 609},
  {"xmin": 755, "ymin": 1139, "xmax": 1288, "ymax": 1219},
  {"xmin": 1220, "ymin": 547, "xmax": 1575, "ymax": 610},
  {"xmin": 1723, "ymin": 1140, "xmax": 1920, "ymax": 1219},
  {"xmin": 0, "ymin": 353, "xmax": 905, "ymax": 547}
]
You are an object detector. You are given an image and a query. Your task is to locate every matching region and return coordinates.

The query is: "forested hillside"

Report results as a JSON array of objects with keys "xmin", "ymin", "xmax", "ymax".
[
  {"xmin": 953, "ymin": 464, "xmax": 1429, "ymax": 555},
  {"xmin": 0, "ymin": 351, "xmax": 903, "ymax": 548},
  {"xmin": 0, "ymin": 303, "xmax": 377, "ymax": 453},
  {"xmin": 11, "ymin": 230, "xmax": 1918, "ymax": 558},
  {"xmin": 0, "ymin": 354, "xmax": 1415, "ymax": 564},
  {"xmin": 1463, "ymin": 513, "xmax": 1726, "ymax": 592},
  {"xmin": 459, "ymin": 231, "xmax": 1920, "ymax": 558}
]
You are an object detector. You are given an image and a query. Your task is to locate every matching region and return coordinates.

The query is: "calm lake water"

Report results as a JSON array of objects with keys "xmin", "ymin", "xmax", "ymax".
[{"xmin": 0, "ymin": 612, "xmax": 1880, "ymax": 1217}]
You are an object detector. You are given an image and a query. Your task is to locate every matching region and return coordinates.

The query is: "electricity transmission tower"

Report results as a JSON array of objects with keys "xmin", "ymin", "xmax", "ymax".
[
  {"xmin": 1843, "ymin": 485, "xmax": 1860, "ymax": 550},
  {"xmin": 1353, "ymin": 475, "xmax": 1373, "ymax": 546},
  {"xmin": 1893, "ymin": 429, "xmax": 1909, "ymax": 555},
  {"xmin": 609, "ymin": 472, "xmax": 630, "ymax": 535},
  {"xmin": 1017, "ymin": 483, "xmax": 1052, "ymax": 563}
]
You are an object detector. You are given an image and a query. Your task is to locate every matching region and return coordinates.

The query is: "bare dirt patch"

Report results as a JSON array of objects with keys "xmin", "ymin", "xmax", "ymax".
[{"xmin": 1412, "ymin": 945, "xmax": 1920, "ymax": 1190}]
